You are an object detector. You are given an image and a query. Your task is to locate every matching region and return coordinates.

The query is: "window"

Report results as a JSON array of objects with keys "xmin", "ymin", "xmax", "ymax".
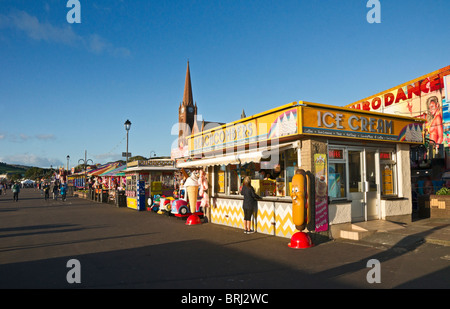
[
  {"xmin": 212, "ymin": 147, "xmax": 298, "ymax": 197},
  {"xmin": 228, "ymin": 165, "xmax": 240, "ymax": 195},
  {"xmin": 328, "ymin": 147, "xmax": 347, "ymax": 200},
  {"xmin": 284, "ymin": 148, "xmax": 298, "ymax": 196},
  {"xmin": 380, "ymin": 151, "xmax": 397, "ymax": 196},
  {"xmin": 126, "ymin": 174, "xmax": 137, "ymax": 197},
  {"xmin": 214, "ymin": 165, "xmax": 226, "ymax": 194}
]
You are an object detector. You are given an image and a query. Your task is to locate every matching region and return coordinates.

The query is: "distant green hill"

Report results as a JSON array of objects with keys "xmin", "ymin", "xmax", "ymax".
[{"xmin": 0, "ymin": 162, "xmax": 30, "ymax": 175}]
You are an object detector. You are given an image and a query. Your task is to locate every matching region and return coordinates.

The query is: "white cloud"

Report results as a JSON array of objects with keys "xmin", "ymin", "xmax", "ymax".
[
  {"xmin": 94, "ymin": 152, "xmax": 123, "ymax": 162},
  {"xmin": 0, "ymin": 154, "xmax": 63, "ymax": 168},
  {"xmin": 0, "ymin": 10, "xmax": 131, "ymax": 57},
  {"xmin": 1, "ymin": 133, "xmax": 57, "ymax": 143},
  {"xmin": 35, "ymin": 134, "xmax": 56, "ymax": 141},
  {"xmin": 6, "ymin": 10, "xmax": 81, "ymax": 46}
]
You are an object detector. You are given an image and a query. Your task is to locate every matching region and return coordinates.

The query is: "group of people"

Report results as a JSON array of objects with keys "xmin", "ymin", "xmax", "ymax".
[
  {"xmin": 1, "ymin": 181, "xmax": 25, "ymax": 202},
  {"xmin": 40, "ymin": 181, "xmax": 68, "ymax": 201},
  {"xmin": 0, "ymin": 182, "xmax": 7, "ymax": 196},
  {"xmin": 0, "ymin": 181, "xmax": 21, "ymax": 202},
  {"xmin": 3, "ymin": 180, "xmax": 68, "ymax": 203}
]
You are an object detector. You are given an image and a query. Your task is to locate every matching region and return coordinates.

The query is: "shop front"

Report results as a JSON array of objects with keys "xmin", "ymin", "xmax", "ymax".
[
  {"xmin": 125, "ymin": 159, "xmax": 179, "ymax": 211},
  {"xmin": 176, "ymin": 101, "xmax": 424, "ymax": 238}
]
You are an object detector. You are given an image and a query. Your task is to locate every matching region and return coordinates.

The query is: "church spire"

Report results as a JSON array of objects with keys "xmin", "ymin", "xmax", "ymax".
[{"xmin": 183, "ymin": 61, "xmax": 194, "ymax": 107}]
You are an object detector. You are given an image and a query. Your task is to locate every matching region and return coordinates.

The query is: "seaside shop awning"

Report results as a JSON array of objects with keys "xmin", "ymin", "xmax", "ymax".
[
  {"xmin": 176, "ymin": 142, "xmax": 297, "ymax": 169},
  {"xmin": 99, "ymin": 165, "xmax": 127, "ymax": 177},
  {"xmin": 125, "ymin": 166, "xmax": 178, "ymax": 173},
  {"xmin": 87, "ymin": 163, "xmax": 120, "ymax": 177}
]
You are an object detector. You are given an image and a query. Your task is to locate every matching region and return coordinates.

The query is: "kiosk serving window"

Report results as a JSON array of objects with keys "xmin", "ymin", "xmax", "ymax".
[
  {"xmin": 126, "ymin": 175, "xmax": 136, "ymax": 191},
  {"xmin": 213, "ymin": 147, "xmax": 297, "ymax": 198}
]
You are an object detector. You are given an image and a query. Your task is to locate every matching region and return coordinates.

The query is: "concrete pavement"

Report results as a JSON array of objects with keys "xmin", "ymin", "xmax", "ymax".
[
  {"xmin": 356, "ymin": 217, "xmax": 450, "ymax": 248},
  {"xmin": 333, "ymin": 217, "xmax": 450, "ymax": 249},
  {"xmin": 0, "ymin": 188, "xmax": 449, "ymax": 293}
]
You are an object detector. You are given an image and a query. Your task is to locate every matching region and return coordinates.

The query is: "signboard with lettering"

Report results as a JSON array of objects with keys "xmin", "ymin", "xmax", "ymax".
[
  {"xmin": 301, "ymin": 103, "xmax": 424, "ymax": 144},
  {"xmin": 182, "ymin": 101, "xmax": 424, "ymax": 159},
  {"xmin": 187, "ymin": 103, "xmax": 299, "ymax": 156},
  {"xmin": 345, "ymin": 66, "xmax": 449, "ymax": 146}
]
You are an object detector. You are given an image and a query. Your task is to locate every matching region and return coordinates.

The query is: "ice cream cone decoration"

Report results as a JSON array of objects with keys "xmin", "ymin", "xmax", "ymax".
[
  {"xmin": 184, "ymin": 171, "xmax": 199, "ymax": 214},
  {"xmin": 187, "ymin": 185, "xmax": 199, "ymax": 213}
]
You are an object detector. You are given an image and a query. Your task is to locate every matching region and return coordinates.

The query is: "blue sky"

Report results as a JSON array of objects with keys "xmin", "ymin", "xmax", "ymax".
[{"xmin": 0, "ymin": 0, "xmax": 449, "ymax": 168}]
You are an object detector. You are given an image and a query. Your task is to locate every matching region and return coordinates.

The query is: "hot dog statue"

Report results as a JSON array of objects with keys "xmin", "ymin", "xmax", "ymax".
[
  {"xmin": 291, "ymin": 169, "xmax": 307, "ymax": 231},
  {"xmin": 288, "ymin": 169, "xmax": 314, "ymax": 249}
]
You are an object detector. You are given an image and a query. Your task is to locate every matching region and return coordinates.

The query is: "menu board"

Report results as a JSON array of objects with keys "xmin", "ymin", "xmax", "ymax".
[
  {"xmin": 382, "ymin": 168, "xmax": 393, "ymax": 195},
  {"xmin": 217, "ymin": 170, "xmax": 225, "ymax": 193}
]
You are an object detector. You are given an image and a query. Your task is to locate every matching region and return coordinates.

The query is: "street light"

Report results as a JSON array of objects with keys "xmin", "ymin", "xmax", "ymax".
[
  {"xmin": 78, "ymin": 150, "xmax": 93, "ymax": 191},
  {"xmin": 124, "ymin": 119, "xmax": 132, "ymax": 163},
  {"xmin": 67, "ymin": 155, "xmax": 70, "ymax": 172}
]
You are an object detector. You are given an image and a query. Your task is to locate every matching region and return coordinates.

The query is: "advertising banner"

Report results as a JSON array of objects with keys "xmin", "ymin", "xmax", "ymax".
[
  {"xmin": 345, "ymin": 66, "xmax": 450, "ymax": 146},
  {"xmin": 302, "ymin": 105, "xmax": 424, "ymax": 144},
  {"xmin": 314, "ymin": 154, "xmax": 328, "ymax": 232}
]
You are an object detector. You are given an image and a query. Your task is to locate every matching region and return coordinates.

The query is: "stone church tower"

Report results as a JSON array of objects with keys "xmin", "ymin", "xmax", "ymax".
[{"xmin": 178, "ymin": 61, "xmax": 198, "ymax": 148}]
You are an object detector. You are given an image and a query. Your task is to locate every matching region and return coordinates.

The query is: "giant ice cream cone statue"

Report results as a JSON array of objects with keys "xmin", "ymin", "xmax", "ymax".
[
  {"xmin": 184, "ymin": 171, "xmax": 201, "ymax": 225},
  {"xmin": 186, "ymin": 185, "xmax": 199, "ymax": 213}
]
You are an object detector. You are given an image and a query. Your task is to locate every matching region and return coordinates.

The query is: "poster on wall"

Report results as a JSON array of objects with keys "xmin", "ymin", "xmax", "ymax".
[
  {"xmin": 444, "ymin": 75, "xmax": 450, "ymax": 146},
  {"xmin": 314, "ymin": 154, "xmax": 328, "ymax": 232},
  {"xmin": 345, "ymin": 66, "xmax": 450, "ymax": 147}
]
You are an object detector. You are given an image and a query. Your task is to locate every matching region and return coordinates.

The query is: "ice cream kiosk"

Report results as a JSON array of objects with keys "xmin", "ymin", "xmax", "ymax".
[
  {"xmin": 125, "ymin": 158, "xmax": 178, "ymax": 211},
  {"xmin": 175, "ymin": 101, "xmax": 425, "ymax": 240}
]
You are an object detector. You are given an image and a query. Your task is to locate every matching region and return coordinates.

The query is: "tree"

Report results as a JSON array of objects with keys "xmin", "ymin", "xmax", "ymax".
[
  {"xmin": 128, "ymin": 155, "xmax": 147, "ymax": 162},
  {"xmin": 25, "ymin": 167, "xmax": 44, "ymax": 180}
]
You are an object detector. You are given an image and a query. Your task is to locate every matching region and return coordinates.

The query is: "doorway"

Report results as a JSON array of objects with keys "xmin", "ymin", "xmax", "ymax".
[{"xmin": 348, "ymin": 148, "xmax": 379, "ymax": 222}]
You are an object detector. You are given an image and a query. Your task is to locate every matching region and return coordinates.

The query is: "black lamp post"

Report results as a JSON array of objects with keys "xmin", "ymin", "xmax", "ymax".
[
  {"xmin": 124, "ymin": 119, "xmax": 132, "ymax": 163},
  {"xmin": 78, "ymin": 150, "xmax": 93, "ymax": 191}
]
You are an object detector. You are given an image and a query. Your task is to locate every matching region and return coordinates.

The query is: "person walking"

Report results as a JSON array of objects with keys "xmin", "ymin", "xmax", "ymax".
[
  {"xmin": 240, "ymin": 176, "xmax": 261, "ymax": 234},
  {"xmin": 43, "ymin": 182, "xmax": 50, "ymax": 200},
  {"xmin": 12, "ymin": 182, "xmax": 20, "ymax": 202},
  {"xmin": 60, "ymin": 183, "xmax": 67, "ymax": 202},
  {"xmin": 52, "ymin": 183, "xmax": 59, "ymax": 200}
]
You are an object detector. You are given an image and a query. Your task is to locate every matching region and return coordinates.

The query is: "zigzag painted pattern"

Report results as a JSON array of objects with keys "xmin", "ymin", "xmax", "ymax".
[
  {"xmin": 256, "ymin": 201, "xmax": 275, "ymax": 235},
  {"xmin": 211, "ymin": 199, "xmax": 243, "ymax": 229},
  {"xmin": 275, "ymin": 203, "xmax": 298, "ymax": 238},
  {"xmin": 211, "ymin": 198, "xmax": 297, "ymax": 238}
]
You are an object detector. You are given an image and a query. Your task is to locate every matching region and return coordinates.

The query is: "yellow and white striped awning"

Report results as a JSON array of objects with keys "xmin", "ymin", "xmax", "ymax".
[{"xmin": 176, "ymin": 142, "xmax": 297, "ymax": 168}]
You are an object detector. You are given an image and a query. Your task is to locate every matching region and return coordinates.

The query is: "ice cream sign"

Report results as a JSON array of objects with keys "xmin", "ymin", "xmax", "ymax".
[{"xmin": 301, "ymin": 104, "xmax": 424, "ymax": 144}]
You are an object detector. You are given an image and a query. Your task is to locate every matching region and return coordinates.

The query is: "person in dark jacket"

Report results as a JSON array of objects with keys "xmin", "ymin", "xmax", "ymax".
[{"xmin": 241, "ymin": 176, "xmax": 261, "ymax": 234}]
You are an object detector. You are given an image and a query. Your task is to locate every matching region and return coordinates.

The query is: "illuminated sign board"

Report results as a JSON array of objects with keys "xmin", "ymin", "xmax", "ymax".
[
  {"xmin": 380, "ymin": 152, "xmax": 392, "ymax": 160},
  {"xmin": 328, "ymin": 149, "xmax": 344, "ymax": 159}
]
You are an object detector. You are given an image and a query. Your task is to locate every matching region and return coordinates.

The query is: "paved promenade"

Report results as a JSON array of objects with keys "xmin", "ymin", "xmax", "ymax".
[{"xmin": 0, "ymin": 188, "xmax": 449, "ymax": 293}]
